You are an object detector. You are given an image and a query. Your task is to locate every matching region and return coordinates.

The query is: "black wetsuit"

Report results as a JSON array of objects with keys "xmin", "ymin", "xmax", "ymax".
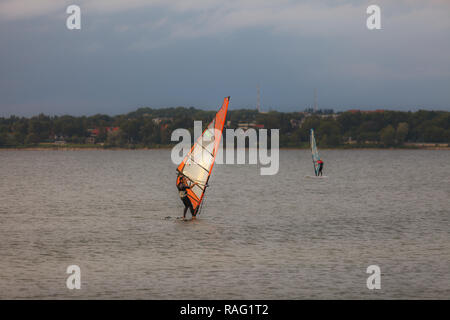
[{"xmin": 177, "ymin": 182, "xmax": 195, "ymax": 217}]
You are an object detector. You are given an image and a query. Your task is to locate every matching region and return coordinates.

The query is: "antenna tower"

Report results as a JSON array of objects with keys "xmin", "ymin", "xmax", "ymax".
[
  {"xmin": 314, "ymin": 88, "xmax": 317, "ymax": 113},
  {"xmin": 257, "ymin": 84, "xmax": 261, "ymax": 113}
]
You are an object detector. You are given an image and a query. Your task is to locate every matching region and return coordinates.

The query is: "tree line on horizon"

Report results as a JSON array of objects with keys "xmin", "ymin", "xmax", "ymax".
[{"xmin": 0, "ymin": 108, "xmax": 448, "ymax": 148}]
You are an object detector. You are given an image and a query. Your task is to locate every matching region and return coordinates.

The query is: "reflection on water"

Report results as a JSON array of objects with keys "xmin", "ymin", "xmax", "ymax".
[{"xmin": 0, "ymin": 149, "xmax": 449, "ymax": 299}]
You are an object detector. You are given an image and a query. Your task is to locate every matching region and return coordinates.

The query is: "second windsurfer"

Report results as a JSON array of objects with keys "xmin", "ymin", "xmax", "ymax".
[{"xmin": 317, "ymin": 159, "xmax": 324, "ymax": 176}]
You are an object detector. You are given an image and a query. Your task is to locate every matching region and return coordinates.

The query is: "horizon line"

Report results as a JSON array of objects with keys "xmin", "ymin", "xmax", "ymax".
[{"xmin": 1, "ymin": 105, "xmax": 449, "ymax": 118}]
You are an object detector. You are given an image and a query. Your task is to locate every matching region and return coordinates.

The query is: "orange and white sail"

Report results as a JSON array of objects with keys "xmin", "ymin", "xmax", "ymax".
[{"xmin": 176, "ymin": 96, "xmax": 230, "ymax": 213}]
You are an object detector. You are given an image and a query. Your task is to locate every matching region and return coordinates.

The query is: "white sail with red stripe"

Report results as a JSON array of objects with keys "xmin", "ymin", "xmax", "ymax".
[{"xmin": 176, "ymin": 96, "xmax": 230, "ymax": 213}]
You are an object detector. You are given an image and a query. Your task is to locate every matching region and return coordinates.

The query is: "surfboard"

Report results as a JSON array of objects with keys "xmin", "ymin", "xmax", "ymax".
[{"xmin": 304, "ymin": 175, "xmax": 328, "ymax": 179}]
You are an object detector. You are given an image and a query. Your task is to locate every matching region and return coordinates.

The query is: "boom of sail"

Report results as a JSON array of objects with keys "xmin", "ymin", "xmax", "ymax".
[
  {"xmin": 310, "ymin": 128, "xmax": 321, "ymax": 176},
  {"xmin": 176, "ymin": 96, "xmax": 230, "ymax": 213}
]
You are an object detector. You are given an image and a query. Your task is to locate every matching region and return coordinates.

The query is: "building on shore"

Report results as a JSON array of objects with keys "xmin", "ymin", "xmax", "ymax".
[
  {"xmin": 86, "ymin": 127, "xmax": 120, "ymax": 144},
  {"xmin": 237, "ymin": 121, "xmax": 265, "ymax": 131}
]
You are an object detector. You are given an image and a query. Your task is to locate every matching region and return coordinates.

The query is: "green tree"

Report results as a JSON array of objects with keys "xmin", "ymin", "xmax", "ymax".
[
  {"xmin": 0, "ymin": 132, "xmax": 7, "ymax": 146},
  {"xmin": 97, "ymin": 127, "xmax": 108, "ymax": 142},
  {"xmin": 318, "ymin": 120, "xmax": 341, "ymax": 146},
  {"xmin": 106, "ymin": 129, "xmax": 126, "ymax": 147},
  {"xmin": 380, "ymin": 125, "xmax": 396, "ymax": 146},
  {"xmin": 25, "ymin": 132, "xmax": 40, "ymax": 144},
  {"xmin": 396, "ymin": 122, "xmax": 409, "ymax": 144},
  {"xmin": 423, "ymin": 126, "xmax": 446, "ymax": 142},
  {"xmin": 140, "ymin": 120, "xmax": 156, "ymax": 146},
  {"xmin": 357, "ymin": 120, "xmax": 380, "ymax": 143},
  {"xmin": 28, "ymin": 115, "xmax": 51, "ymax": 142},
  {"xmin": 120, "ymin": 119, "xmax": 141, "ymax": 143}
]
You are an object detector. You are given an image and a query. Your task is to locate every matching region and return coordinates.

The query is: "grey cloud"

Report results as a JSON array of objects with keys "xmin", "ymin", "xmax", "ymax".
[{"xmin": 0, "ymin": 0, "xmax": 449, "ymax": 116}]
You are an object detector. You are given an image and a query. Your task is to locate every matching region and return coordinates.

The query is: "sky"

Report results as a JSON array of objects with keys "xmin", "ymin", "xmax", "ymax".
[{"xmin": 0, "ymin": 0, "xmax": 449, "ymax": 116}]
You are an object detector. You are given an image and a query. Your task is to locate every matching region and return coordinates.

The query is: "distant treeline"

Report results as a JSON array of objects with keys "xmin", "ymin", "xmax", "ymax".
[{"xmin": 0, "ymin": 107, "xmax": 449, "ymax": 148}]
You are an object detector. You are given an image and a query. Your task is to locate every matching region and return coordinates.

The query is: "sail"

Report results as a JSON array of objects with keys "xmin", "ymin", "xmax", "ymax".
[
  {"xmin": 176, "ymin": 96, "xmax": 230, "ymax": 213},
  {"xmin": 310, "ymin": 128, "xmax": 321, "ymax": 176}
]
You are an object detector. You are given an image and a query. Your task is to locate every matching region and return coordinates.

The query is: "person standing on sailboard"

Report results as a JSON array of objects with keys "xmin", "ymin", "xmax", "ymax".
[
  {"xmin": 177, "ymin": 174, "xmax": 199, "ymax": 219},
  {"xmin": 317, "ymin": 159, "xmax": 324, "ymax": 176}
]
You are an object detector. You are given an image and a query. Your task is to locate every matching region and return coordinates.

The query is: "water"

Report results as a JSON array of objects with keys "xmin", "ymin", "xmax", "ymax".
[{"xmin": 0, "ymin": 149, "xmax": 449, "ymax": 299}]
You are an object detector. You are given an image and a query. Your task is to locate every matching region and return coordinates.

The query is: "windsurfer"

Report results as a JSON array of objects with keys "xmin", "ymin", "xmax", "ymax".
[
  {"xmin": 177, "ymin": 175, "xmax": 199, "ymax": 219},
  {"xmin": 317, "ymin": 159, "xmax": 324, "ymax": 176}
]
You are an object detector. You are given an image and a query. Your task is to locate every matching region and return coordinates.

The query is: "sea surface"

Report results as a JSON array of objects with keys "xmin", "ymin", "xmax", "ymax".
[{"xmin": 0, "ymin": 149, "xmax": 449, "ymax": 299}]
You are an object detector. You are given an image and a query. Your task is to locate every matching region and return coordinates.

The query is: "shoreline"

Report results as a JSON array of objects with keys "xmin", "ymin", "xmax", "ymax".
[{"xmin": 1, "ymin": 146, "xmax": 449, "ymax": 151}]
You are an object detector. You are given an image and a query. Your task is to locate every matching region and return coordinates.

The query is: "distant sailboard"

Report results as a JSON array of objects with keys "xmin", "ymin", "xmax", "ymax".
[
  {"xmin": 176, "ymin": 96, "xmax": 230, "ymax": 216},
  {"xmin": 304, "ymin": 175, "xmax": 328, "ymax": 179}
]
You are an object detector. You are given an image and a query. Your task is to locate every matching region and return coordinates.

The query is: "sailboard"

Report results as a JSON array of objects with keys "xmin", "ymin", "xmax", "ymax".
[
  {"xmin": 310, "ymin": 128, "xmax": 321, "ymax": 176},
  {"xmin": 176, "ymin": 96, "xmax": 230, "ymax": 215},
  {"xmin": 304, "ymin": 175, "xmax": 328, "ymax": 179}
]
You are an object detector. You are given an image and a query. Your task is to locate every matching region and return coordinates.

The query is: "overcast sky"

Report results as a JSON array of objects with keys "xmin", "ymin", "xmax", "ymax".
[{"xmin": 1, "ymin": 0, "xmax": 449, "ymax": 116}]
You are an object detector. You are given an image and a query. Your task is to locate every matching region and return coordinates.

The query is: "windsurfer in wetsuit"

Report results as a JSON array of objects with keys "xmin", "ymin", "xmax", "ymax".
[
  {"xmin": 317, "ymin": 159, "xmax": 324, "ymax": 176},
  {"xmin": 177, "ymin": 175, "xmax": 199, "ymax": 219}
]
